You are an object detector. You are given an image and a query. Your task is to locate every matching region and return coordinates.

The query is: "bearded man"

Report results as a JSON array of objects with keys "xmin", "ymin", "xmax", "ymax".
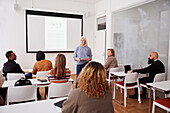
[{"xmin": 128, "ymin": 52, "xmax": 165, "ymax": 99}]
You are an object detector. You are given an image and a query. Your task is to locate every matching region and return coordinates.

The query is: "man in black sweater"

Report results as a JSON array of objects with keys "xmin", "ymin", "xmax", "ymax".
[
  {"xmin": 129, "ymin": 52, "xmax": 165, "ymax": 99},
  {"xmin": 3, "ymin": 51, "xmax": 25, "ymax": 77}
]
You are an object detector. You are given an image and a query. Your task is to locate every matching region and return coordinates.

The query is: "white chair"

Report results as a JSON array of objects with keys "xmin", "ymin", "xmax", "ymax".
[
  {"xmin": 47, "ymin": 82, "xmax": 72, "ymax": 99},
  {"xmin": 140, "ymin": 73, "xmax": 166, "ymax": 100},
  {"xmin": 113, "ymin": 72, "xmax": 141, "ymax": 107},
  {"xmin": 36, "ymin": 71, "xmax": 48, "ymax": 79},
  {"xmin": 106, "ymin": 67, "xmax": 120, "ymax": 86},
  {"xmin": 7, "ymin": 85, "xmax": 37, "ymax": 105},
  {"xmin": 118, "ymin": 64, "xmax": 124, "ymax": 72},
  {"xmin": 7, "ymin": 73, "xmax": 25, "ymax": 81},
  {"xmin": 152, "ymin": 98, "xmax": 170, "ymax": 113}
]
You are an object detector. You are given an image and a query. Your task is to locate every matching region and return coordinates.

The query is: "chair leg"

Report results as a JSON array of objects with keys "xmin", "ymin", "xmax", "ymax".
[
  {"xmin": 113, "ymin": 82, "xmax": 116, "ymax": 99},
  {"xmin": 153, "ymin": 89, "xmax": 155, "ymax": 100},
  {"xmin": 124, "ymin": 88, "xmax": 126, "ymax": 107},
  {"xmin": 120, "ymin": 88, "xmax": 122, "ymax": 93},
  {"xmin": 138, "ymin": 87, "xmax": 141, "ymax": 103},
  {"xmin": 152, "ymin": 101, "xmax": 155, "ymax": 113},
  {"xmin": 148, "ymin": 89, "xmax": 150, "ymax": 98}
]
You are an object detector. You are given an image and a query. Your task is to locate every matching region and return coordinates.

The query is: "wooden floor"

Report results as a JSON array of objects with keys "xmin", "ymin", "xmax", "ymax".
[
  {"xmin": 0, "ymin": 74, "xmax": 166, "ymax": 113},
  {"xmin": 111, "ymin": 86, "xmax": 166, "ymax": 113}
]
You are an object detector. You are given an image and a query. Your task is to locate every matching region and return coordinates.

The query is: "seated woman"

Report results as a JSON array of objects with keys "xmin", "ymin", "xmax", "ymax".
[
  {"xmin": 104, "ymin": 49, "xmax": 118, "ymax": 78},
  {"xmin": 49, "ymin": 54, "xmax": 69, "ymax": 83},
  {"xmin": 32, "ymin": 51, "xmax": 53, "ymax": 100},
  {"xmin": 62, "ymin": 61, "xmax": 114, "ymax": 113}
]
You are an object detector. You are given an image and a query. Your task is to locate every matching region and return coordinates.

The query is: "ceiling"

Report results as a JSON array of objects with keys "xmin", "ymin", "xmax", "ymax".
[{"xmin": 61, "ymin": 0, "xmax": 102, "ymax": 4}]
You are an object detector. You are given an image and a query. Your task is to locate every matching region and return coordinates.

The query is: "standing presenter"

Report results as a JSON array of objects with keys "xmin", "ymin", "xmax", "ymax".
[{"xmin": 74, "ymin": 37, "xmax": 92, "ymax": 87}]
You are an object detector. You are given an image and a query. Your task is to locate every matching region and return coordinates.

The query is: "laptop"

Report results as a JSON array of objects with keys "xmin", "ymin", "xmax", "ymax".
[
  {"xmin": 54, "ymin": 98, "xmax": 67, "ymax": 108},
  {"xmin": 124, "ymin": 65, "xmax": 131, "ymax": 73}
]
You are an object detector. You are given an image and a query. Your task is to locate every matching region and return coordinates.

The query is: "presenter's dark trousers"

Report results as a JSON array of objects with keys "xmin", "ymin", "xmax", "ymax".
[{"xmin": 75, "ymin": 62, "xmax": 88, "ymax": 88}]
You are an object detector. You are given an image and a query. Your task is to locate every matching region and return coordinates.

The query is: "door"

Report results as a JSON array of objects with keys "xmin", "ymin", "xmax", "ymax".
[{"xmin": 94, "ymin": 30, "xmax": 106, "ymax": 65}]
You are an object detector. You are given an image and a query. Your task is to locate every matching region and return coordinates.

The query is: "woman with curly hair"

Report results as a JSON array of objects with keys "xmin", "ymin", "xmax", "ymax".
[{"xmin": 62, "ymin": 61, "xmax": 114, "ymax": 113}]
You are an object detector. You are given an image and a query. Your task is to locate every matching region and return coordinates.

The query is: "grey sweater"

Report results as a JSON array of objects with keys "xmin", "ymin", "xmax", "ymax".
[
  {"xmin": 73, "ymin": 46, "xmax": 92, "ymax": 65},
  {"xmin": 104, "ymin": 56, "xmax": 118, "ymax": 71}
]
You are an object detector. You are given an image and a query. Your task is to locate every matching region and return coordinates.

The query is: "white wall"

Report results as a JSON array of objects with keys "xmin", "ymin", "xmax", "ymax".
[
  {"xmin": 95, "ymin": 0, "xmax": 151, "ymax": 50},
  {"xmin": 0, "ymin": 0, "xmax": 95, "ymax": 74},
  {"xmin": 95, "ymin": 0, "xmax": 170, "ymax": 79}
]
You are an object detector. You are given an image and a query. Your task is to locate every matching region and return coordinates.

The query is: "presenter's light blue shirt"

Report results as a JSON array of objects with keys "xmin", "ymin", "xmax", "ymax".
[{"xmin": 73, "ymin": 46, "xmax": 92, "ymax": 65}]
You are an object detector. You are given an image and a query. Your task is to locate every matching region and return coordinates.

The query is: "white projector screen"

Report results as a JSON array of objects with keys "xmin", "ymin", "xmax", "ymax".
[{"xmin": 26, "ymin": 10, "xmax": 83, "ymax": 53}]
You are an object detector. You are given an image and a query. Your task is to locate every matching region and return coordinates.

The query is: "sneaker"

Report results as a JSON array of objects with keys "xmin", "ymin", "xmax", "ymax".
[
  {"xmin": 140, "ymin": 94, "xmax": 146, "ymax": 99},
  {"xmin": 129, "ymin": 94, "xmax": 138, "ymax": 99}
]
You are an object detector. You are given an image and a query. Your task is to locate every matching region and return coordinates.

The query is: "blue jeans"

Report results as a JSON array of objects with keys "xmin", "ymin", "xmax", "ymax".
[{"xmin": 76, "ymin": 62, "xmax": 88, "ymax": 88}]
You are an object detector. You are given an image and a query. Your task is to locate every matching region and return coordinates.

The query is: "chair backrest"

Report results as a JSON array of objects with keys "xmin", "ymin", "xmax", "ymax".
[
  {"xmin": 109, "ymin": 67, "xmax": 120, "ymax": 78},
  {"xmin": 36, "ymin": 71, "xmax": 48, "ymax": 79},
  {"xmin": 153, "ymin": 73, "xmax": 166, "ymax": 82},
  {"xmin": 118, "ymin": 64, "xmax": 124, "ymax": 71},
  {"xmin": 7, "ymin": 73, "xmax": 25, "ymax": 81},
  {"xmin": 125, "ymin": 72, "xmax": 138, "ymax": 84},
  {"xmin": 7, "ymin": 85, "xmax": 37, "ymax": 105},
  {"xmin": 48, "ymin": 82, "xmax": 72, "ymax": 99}
]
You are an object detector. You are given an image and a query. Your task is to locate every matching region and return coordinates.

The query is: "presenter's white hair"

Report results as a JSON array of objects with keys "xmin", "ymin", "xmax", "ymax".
[{"xmin": 80, "ymin": 36, "xmax": 88, "ymax": 46}]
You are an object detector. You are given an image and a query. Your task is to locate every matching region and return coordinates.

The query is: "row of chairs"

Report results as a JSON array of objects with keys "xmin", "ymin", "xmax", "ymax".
[
  {"xmin": 5, "ymin": 71, "xmax": 72, "ymax": 105},
  {"xmin": 7, "ymin": 82, "xmax": 72, "ymax": 105},
  {"xmin": 107, "ymin": 65, "xmax": 166, "ymax": 108},
  {"xmin": 109, "ymin": 66, "xmax": 170, "ymax": 113},
  {"xmin": 113, "ymin": 72, "xmax": 166, "ymax": 107}
]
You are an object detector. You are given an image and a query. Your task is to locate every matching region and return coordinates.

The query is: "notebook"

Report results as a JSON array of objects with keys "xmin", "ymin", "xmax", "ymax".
[
  {"xmin": 54, "ymin": 99, "xmax": 67, "ymax": 108},
  {"xmin": 124, "ymin": 65, "xmax": 131, "ymax": 73}
]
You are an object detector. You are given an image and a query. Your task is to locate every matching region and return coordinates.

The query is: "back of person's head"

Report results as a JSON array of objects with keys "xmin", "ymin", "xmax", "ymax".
[
  {"xmin": 78, "ymin": 61, "xmax": 109, "ymax": 98},
  {"xmin": 36, "ymin": 51, "xmax": 45, "ymax": 61},
  {"xmin": 6, "ymin": 51, "xmax": 13, "ymax": 59},
  {"xmin": 51, "ymin": 54, "xmax": 66, "ymax": 79},
  {"xmin": 107, "ymin": 49, "xmax": 115, "ymax": 56}
]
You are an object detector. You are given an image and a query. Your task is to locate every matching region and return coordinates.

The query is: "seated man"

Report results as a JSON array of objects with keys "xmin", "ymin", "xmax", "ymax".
[
  {"xmin": 129, "ymin": 52, "xmax": 165, "ymax": 99},
  {"xmin": 3, "ymin": 51, "xmax": 28, "ymax": 77}
]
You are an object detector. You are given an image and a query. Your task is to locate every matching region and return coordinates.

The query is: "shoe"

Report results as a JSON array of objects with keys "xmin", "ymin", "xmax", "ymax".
[
  {"xmin": 140, "ymin": 94, "xmax": 146, "ymax": 99},
  {"xmin": 129, "ymin": 94, "xmax": 138, "ymax": 99}
]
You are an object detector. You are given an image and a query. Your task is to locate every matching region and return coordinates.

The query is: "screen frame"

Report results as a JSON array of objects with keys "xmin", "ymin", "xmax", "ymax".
[{"xmin": 26, "ymin": 9, "xmax": 83, "ymax": 53}]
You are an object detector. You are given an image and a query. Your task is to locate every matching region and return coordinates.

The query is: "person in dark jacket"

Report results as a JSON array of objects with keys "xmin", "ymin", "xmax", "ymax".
[
  {"xmin": 3, "ymin": 51, "xmax": 25, "ymax": 77},
  {"xmin": 128, "ymin": 52, "xmax": 165, "ymax": 99}
]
